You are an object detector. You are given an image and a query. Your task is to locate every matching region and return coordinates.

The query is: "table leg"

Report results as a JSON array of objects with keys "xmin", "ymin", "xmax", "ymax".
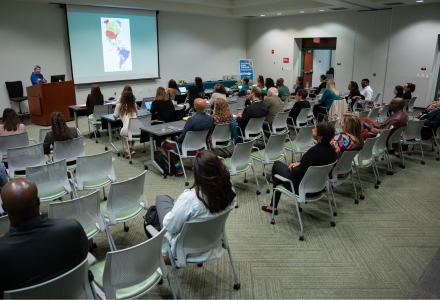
[
  {"xmin": 74, "ymin": 110, "xmax": 82, "ymax": 135},
  {"xmin": 106, "ymin": 120, "xmax": 120, "ymax": 155},
  {"xmin": 144, "ymin": 133, "xmax": 166, "ymax": 177}
]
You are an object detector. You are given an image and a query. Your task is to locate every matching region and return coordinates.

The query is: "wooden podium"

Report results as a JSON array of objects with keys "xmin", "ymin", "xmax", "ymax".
[{"xmin": 26, "ymin": 81, "xmax": 76, "ymax": 126}]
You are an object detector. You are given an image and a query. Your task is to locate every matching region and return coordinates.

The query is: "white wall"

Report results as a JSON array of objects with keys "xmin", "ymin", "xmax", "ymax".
[
  {"xmin": 0, "ymin": 2, "xmax": 246, "ymax": 112},
  {"xmin": 312, "ymin": 50, "xmax": 331, "ymax": 87}
]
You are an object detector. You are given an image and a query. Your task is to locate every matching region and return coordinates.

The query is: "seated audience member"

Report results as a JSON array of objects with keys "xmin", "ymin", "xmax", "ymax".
[
  {"xmin": 352, "ymin": 78, "xmax": 373, "ymax": 107},
  {"xmin": 155, "ymin": 150, "xmax": 236, "ymax": 264},
  {"xmin": 116, "ymin": 85, "xmax": 136, "ymax": 103},
  {"xmin": 393, "ymin": 85, "xmax": 404, "ymax": 99},
  {"xmin": 312, "ymin": 74, "xmax": 327, "ymax": 95},
  {"xmin": 362, "ymin": 98, "xmax": 407, "ymax": 142},
  {"xmin": 264, "ymin": 87, "xmax": 284, "ymax": 125},
  {"xmin": 162, "ymin": 98, "xmax": 213, "ymax": 175},
  {"xmin": 86, "ymin": 84, "xmax": 104, "ymax": 137},
  {"xmin": 262, "ymin": 78, "xmax": 275, "ymax": 97},
  {"xmin": 208, "ymin": 84, "xmax": 227, "ymax": 109},
  {"xmin": 151, "ymin": 87, "xmax": 175, "ymax": 123},
  {"xmin": 331, "ymin": 113, "xmax": 364, "ymax": 160},
  {"xmin": 288, "ymin": 89, "xmax": 311, "ymax": 126},
  {"xmin": 114, "ymin": 91, "xmax": 138, "ymax": 158},
  {"xmin": 342, "ymin": 81, "xmax": 362, "ymax": 111},
  {"xmin": 237, "ymin": 87, "xmax": 268, "ymax": 135},
  {"xmin": 256, "ymin": 75, "xmax": 265, "ymax": 89},
  {"xmin": 185, "ymin": 85, "xmax": 201, "ymax": 113},
  {"xmin": 0, "ymin": 163, "xmax": 8, "ymax": 193},
  {"xmin": 43, "ymin": 112, "xmax": 78, "ymax": 154},
  {"xmin": 0, "ymin": 178, "xmax": 88, "ymax": 295},
  {"xmin": 195, "ymin": 77, "xmax": 205, "ymax": 94},
  {"xmin": 208, "ymin": 98, "xmax": 233, "ymax": 146},
  {"xmin": 422, "ymin": 99, "xmax": 440, "ymax": 114},
  {"xmin": 167, "ymin": 79, "xmax": 181, "ymax": 101},
  {"xmin": 290, "ymin": 76, "xmax": 304, "ymax": 97},
  {"xmin": 276, "ymin": 78, "xmax": 290, "ymax": 98},
  {"xmin": 262, "ymin": 122, "xmax": 337, "ymax": 215},
  {"xmin": 0, "ymin": 108, "xmax": 26, "ymax": 137},
  {"xmin": 403, "ymin": 82, "xmax": 416, "ymax": 100},
  {"xmin": 313, "ymin": 80, "xmax": 340, "ymax": 122},
  {"xmin": 237, "ymin": 76, "xmax": 250, "ymax": 96},
  {"xmin": 413, "ymin": 107, "xmax": 440, "ymax": 140}
]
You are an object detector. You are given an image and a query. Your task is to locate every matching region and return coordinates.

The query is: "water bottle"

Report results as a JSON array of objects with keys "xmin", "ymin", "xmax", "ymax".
[{"xmin": 306, "ymin": 82, "xmax": 309, "ymax": 88}]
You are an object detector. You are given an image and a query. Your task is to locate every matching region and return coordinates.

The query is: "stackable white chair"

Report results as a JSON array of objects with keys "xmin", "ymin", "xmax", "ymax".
[
  {"xmin": 270, "ymin": 162, "xmax": 336, "ymax": 241},
  {"xmin": 328, "ymin": 151, "xmax": 360, "ymax": 204},
  {"xmin": 210, "ymin": 123, "xmax": 234, "ymax": 154},
  {"xmin": 0, "ymin": 132, "xmax": 29, "ymax": 159},
  {"xmin": 6, "ymin": 143, "xmax": 46, "ymax": 179},
  {"xmin": 236, "ymin": 96, "xmax": 246, "ymax": 111},
  {"xmin": 378, "ymin": 104, "xmax": 390, "ymax": 123},
  {"xmin": 288, "ymin": 108, "xmax": 311, "ymax": 135},
  {"xmin": 121, "ymin": 115, "xmax": 151, "ymax": 164},
  {"xmin": 263, "ymin": 112, "xmax": 289, "ymax": 135},
  {"xmin": 387, "ymin": 126, "xmax": 406, "ymax": 170},
  {"xmin": 39, "ymin": 128, "xmax": 51, "ymax": 144},
  {"xmin": 368, "ymin": 107, "xmax": 380, "ymax": 121},
  {"xmin": 237, "ymin": 117, "xmax": 265, "ymax": 147},
  {"xmin": 0, "ymin": 214, "xmax": 10, "ymax": 237},
  {"xmin": 53, "ymin": 136, "xmax": 85, "ymax": 170},
  {"xmin": 407, "ymin": 96, "xmax": 418, "ymax": 118},
  {"xmin": 353, "ymin": 137, "xmax": 380, "ymax": 200},
  {"xmin": 400, "ymin": 120, "xmax": 426, "ymax": 166},
  {"xmin": 368, "ymin": 92, "xmax": 382, "ymax": 108},
  {"xmin": 358, "ymin": 110, "xmax": 369, "ymax": 119},
  {"xmin": 372, "ymin": 128, "xmax": 393, "ymax": 175},
  {"xmin": 284, "ymin": 125, "xmax": 314, "ymax": 162},
  {"xmin": 88, "ymin": 105, "xmax": 112, "ymax": 143}
]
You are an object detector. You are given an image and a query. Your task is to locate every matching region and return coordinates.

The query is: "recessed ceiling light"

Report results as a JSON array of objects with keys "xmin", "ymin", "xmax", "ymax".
[
  {"xmin": 261, "ymin": 14, "xmax": 265, "ymax": 16},
  {"xmin": 416, "ymin": 0, "xmax": 423, "ymax": 2},
  {"xmin": 277, "ymin": 12, "xmax": 282, "ymax": 15},
  {"xmin": 319, "ymin": 9, "xmax": 325, "ymax": 11},
  {"xmin": 300, "ymin": 11, "xmax": 304, "ymax": 13}
]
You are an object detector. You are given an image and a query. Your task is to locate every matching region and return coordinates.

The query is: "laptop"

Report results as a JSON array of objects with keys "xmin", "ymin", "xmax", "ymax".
[
  {"xmin": 179, "ymin": 87, "xmax": 187, "ymax": 93},
  {"xmin": 145, "ymin": 101, "xmax": 153, "ymax": 111}
]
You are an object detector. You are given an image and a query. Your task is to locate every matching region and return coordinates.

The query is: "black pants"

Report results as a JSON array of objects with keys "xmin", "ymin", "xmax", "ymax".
[
  {"xmin": 313, "ymin": 104, "xmax": 327, "ymax": 122},
  {"xmin": 270, "ymin": 161, "xmax": 299, "ymax": 208}
]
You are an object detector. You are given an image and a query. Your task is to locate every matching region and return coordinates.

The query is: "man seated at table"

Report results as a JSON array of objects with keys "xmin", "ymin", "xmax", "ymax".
[
  {"xmin": 0, "ymin": 178, "xmax": 88, "ymax": 295},
  {"xmin": 162, "ymin": 98, "xmax": 213, "ymax": 175},
  {"xmin": 237, "ymin": 87, "xmax": 268, "ymax": 137}
]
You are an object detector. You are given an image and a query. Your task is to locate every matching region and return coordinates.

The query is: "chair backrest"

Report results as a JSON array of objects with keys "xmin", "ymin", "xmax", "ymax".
[
  {"xmin": 7, "ymin": 143, "xmax": 46, "ymax": 178},
  {"xmin": 378, "ymin": 104, "xmax": 389, "ymax": 123},
  {"xmin": 229, "ymin": 140, "xmax": 255, "ymax": 174},
  {"xmin": 402, "ymin": 120, "xmax": 425, "ymax": 141},
  {"xmin": 228, "ymin": 101, "xmax": 238, "ymax": 114},
  {"xmin": 127, "ymin": 116, "xmax": 151, "ymax": 138},
  {"xmin": 330, "ymin": 151, "xmax": 358, "ymax": 181},
  {"xmin": 373, "ymin": 128, "xmax": 392, "ymax": 156},
  {"xmin": 318, "ymin": 88, "xmax": 327, "ymax": 95},
  {"xmin": 211, "ymin": 123, "xmax": 231, "ymax": 148},
  {"xmin": 228, "ymin": 95, "xmax": 238, "ymax": 102},
  {"xmin": 3, "ymin": 258, "xmax": 93, "ymax": 299},
  {"xmin": 0, "ymin": 132, "xmax": 29, "ymax": 157},
  {"xmin": 296, "ymin": 108, "xmax": 311, "ymax": 125},
  {"xmin": 175, "ymin": 210, "xmax": 231, "ymax": 267},
  {"xmin": 181, "ymin": 130, "xmax": 209, "ymax": 156},
  {"xmin": 0, "ymin": 214, "xmax": 10, "ymax": 237},
  {"xmin": 26, "ymin": 159, "xmax": 71, "ymax": 200},
  {"xmin": 263, "ymin": 133, "xmax": 287, "ymax": 162},
  {"xmin": 53, "ymin": 136, "xmax": 85, "ymax": 164},
  {"xmin": 357, "ymin": 136, "xmax": 378, "ymax": 164},
  {"xmin": 368, "ymin": 107, "xmax": 380, "ymax": 120},
  {"xmin": 39, "ymin": 128, "xmax": 52, "ymax": 144},
  {"xmin": 295, "ymin": 126, "xmax": 314, "ymax": 152},
  {"xmin": 236, "ymin": 96, "xmax": 246, "ymax": 110},
  {"xmin": 5, "ymin": 81, "xmax": 24, "ymax": 98},
  {"xmin": 408, "ymin": 96, "xmax": 418, "ymax": 112},
  {"xmin": 387, "ymin": 126, "xmax": 405, "ymax": 149},
  {"xmin": 297, "ymin": 163, "xmax": 335, "ymax": 203},
  {"xmin": 271, "ymin": 112, "xmax": 289, "ymax": 133},
  {"xmin": 101, "ymin": 229, "xmax": 167, "ymax": 299},
  {"xmin": 244, "ymin": 117, "xmax": 265, "ymax": 139},
  {"xmin": 373, "ymin": 92, "xmax": 382, "ymax": 106},
  {"xmin": 48, "ymin": 190, "xmax": 105, "ymax": 236},
  {"xmin": 75, "ymin": 151, "xmax": 116, "ymax": 190},
  {"xmin": 352, "ymin": 99, "xmax": 360, "ymax": 112},
  {"xmin": 358, "ymin": 110, "xmax": 369, "ymax": 119},
  {"xmin": 105, "ymin": 171, "xmax": 148, "ymax": 225},
  {"xmin": 92, "ymin": 105, "xmax": 111, "ymax": 122},
  {"xmin": 328, "ymin": 100, "xmax": 348, "ymax": 122}
]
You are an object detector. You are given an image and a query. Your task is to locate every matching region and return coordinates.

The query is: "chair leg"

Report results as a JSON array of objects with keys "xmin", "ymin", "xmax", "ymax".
[
  {"xmin": 326, "ymin": 186, "xmax": 336, "ymax": 225},
  {"xmin": 294, "ymin": 198, "xmax": 305, "ymax": 241},
  {"xmin": 261, "ymin": 162, "xmax": 270, "ymax": 194},
  {"xmin": 350, "ymin": 173, "xmax": 359, "ymax": 204},
  {"xmin": 225, "ymin": 246, "xmax": 240, "ymax": 290},
  {"xmin": 353, "ymin": 164, "xmax": 364, "ymax": 200},
  {"xmin": 179, "ymin": 156, "xmax": 188, "ymax": 186},
  {"xmin": 102, "ymin": 187, "xmax": 107, "ymax": 201},
  {"xmin": 372, "ymin": 159, "xmax": 380, "ymax": 189},
  {"xmin": 166, "ymin": 277, "xmax": 178, "ymax": 300},
  {"xmin": 419, "ymin": 141, "xmax": 425, "ymax": 164},
  {"xmin": 328, "ymin": 183, "xmax": 337, "ymax": 215},
  {"xmin": 167, "ymin": 244, "xmax": 183, "ymax": 299},
  {"xmin": 399, "ymin": 144, "xmax": 405, "ymax": 168},
  {"xmin": 105, "ymin": 225, "xmax": 117, "ymax": 251},
  {"xmin": 250, "ymin": 165, "xmax": 261, "ymax": 195}
]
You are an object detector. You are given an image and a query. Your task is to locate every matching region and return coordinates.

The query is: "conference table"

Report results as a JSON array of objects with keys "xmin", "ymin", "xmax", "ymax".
[{"xmin": 140, "ymin": 120, "xmax": 186, "ymax": 177}]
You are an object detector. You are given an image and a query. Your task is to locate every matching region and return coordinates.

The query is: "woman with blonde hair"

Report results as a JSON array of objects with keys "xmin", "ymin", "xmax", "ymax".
[
  {"xmin": 151, "ymin": 86, "xmax": 175, "ymax": 123},
  {"xmin": 114, "ymin": 91, "xmax": 138, "ymax": 158},
  {"xmin": 208, "ymin": 98, "xmax": 233, "ymax": 146},
  {"xmin": 313, "ymin": 80, "xmax": 340, "ymax": 122},
  {"xmin": 331, "ymin": 114, "xmax": 364, "ymax": 159}
]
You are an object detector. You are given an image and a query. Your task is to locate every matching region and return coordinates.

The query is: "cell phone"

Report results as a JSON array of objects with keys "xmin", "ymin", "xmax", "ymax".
[{"xmin": 363, "ymin": 121, "xmax": 370, "ymax": 127}]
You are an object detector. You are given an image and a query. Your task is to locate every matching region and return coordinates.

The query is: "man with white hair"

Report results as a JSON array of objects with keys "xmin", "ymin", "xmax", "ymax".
[{"xmin": 264, "ymin": 87, "xmax": 284, "ymax": 124}]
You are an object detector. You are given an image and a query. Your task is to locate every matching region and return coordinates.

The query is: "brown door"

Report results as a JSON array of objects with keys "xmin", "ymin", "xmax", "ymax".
[{"xmin": 303, "ymin": 50, "xmax": 313, "ymax": 88}]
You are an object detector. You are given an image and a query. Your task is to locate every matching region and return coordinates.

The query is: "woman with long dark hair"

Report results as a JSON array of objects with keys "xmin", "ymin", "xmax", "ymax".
[
  {"xmin": 167, "ymin": 79, "xmax": 181, "ymax": 100},
  {"xmin": 394, "ymin": 85, "xmax": 404, "ymax": 99},
  {"xmin": 43, "ymin": 112, "xmax": 78, "ymax": 154},
  {"xmin": 403, "ymin": 83, "xmax": 416, "ymax": 100},
  {"xmin": 194, "ymin": 77, "xmax": 205, "ymax": 93},
  {"xmin": 0, "ymin": 108, "xmax": 26, "ymax": 136},
  {"xmin": 155, "ymin": 150, "xmax": 236, "ymax": 264},
  {"xmin": 342, "ymin": 81, "xmax": 362, "ymax": 111},
  {"xmin": 262, "ymin": 77, "xmax": 275, "ymax": 97},
  {"xmin": 184, "ymin": 85, "xmax": 200, "ymax": 113},
  {"xmin": 86, "ymin": 84, "xmax": 104, "ymax": 137},
  {"xmin": 114, "ymin": 91, "xmax": 138, "ymax": 158}
]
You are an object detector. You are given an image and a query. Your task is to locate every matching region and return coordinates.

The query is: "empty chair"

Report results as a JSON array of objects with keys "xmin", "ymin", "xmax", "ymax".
[
  {"xmin": 49, "ymin": 190, "xmax": 107, "ymax": 249},
  {"xmin": 372, "ymin": 128, "xmax": 393, "ymax": 175},
  {"xmin": 407, "ymin": 96, "xmax": 418, "ymax": 118},
  {"xmin": 5, "ymin": 81, "xmax": 29, "ymax": 118},
  {"xmin": 400, "ymin": 120, "xmax": 426, "ymax": 166},
  {"xmin": 236, "ymin": 96, "xmax": 246, "ymax": 110},
  {"xmin": 6, "ymin": 143, "xmax": 46, "ymax": 179},
  {"xmin": 53, "ymin": 136, "xmax": 85, "ymax": 169},
  {"xmin": 358, "ymin": 110, "xmax": 369, "ymax": 119},
  {"xmin": 387, "ymin": 126, "xmax": 406, "ymax": 170},
  {"xmin": 164, "ymin": 211, "xmax": 240, "ymax": 299},
  {"xmin": 73, "ymin": 151, "xmax": 116, "ymax": 200},
  {"xmin": 263, "ymin": 112, "xmax": 289, "ymax": 135},
  {"xmin": 100, "ymin": 171, "xmax": 148, "ymax": 251},
  {"xmin": 229, "ymin": 101, "xmax": 238, "ymax": 115},
  {"xmin": 269, "ymin": 163, "xmax": 336, "ymax": 241},
  {"xmin": 0, "ymin": 132, "xmax": 29, "ymax": 158},
  {"xmin": 328, "ymin": 151, "xmax": 360, "ymax": 204},
  {"xmin": 237, "ymin": 117, "xmax": 265, "ymax": 146},
  {"xmin": 26, "ymin": 159, "xmax": 75, "ymax": 202},
  {"xmin": 352, "ymin": 99, "xmax": 363, "ymax": 112},
  {"xmin": 88, "ymin": 105, "xmax": 111, "ymax": 143},
  {"xmin": 369, "ymin": 92, "xmax": 382, "ymax": 108},
  {"xmin": 284, "ymin": 126, "xmax": 314, "ymax": 162},
  {"xmin": 251, "ymin": 133, "xmax": 288, "ymax": 193},
  {"xmin": 210, "ymin": 123, "xmax": 234, "ymax": 153},
  {"xmin": 0, "ymin": 214, "xmax": 10, "ymax": 237},
  {"xmin": 288, "ymin": 108, "xmax": 312, "ymax": 135},
  {"xmin": 3, "ymin": 258, "xmax": 94, "ymax": 299},
  {"xmin": 368, "ymin": 107, "xmax": 380, "ymax": 121},
  {"xmin": 168, "ymin": 130, "xmax": 209, "ymax": 186},
  {"xmin": 378, "ymin": 104, "xmax": 390, "ymax": 123},
  {"xmin": 121, "ymin": 115, "xmax": 151, "ymax": 164},
  {"xmin": 353, "ymin": 136, "xmax": 380, "ymax": 200}
]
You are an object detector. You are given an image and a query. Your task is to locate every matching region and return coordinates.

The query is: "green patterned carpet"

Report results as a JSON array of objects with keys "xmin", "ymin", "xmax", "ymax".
[{"xmin": 28, "ymin": 116, "xmax": 440, "ymax": 299}]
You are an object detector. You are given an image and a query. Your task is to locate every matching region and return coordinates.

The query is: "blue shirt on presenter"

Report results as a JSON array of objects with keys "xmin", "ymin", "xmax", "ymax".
[{"xmin": 30, "ymin": 65, "xmax": 47, "ymax": 85}]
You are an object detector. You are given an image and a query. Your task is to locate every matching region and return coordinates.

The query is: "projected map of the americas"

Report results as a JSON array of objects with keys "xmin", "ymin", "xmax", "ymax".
[{"xmin": 101, "ymin": 18, "xmax": 132, "ymax": 72}]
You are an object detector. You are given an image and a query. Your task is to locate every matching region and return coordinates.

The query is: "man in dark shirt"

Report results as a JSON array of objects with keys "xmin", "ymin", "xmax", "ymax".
[
  {"xmin": 414, "ymin": 107, "xmax": 440, "ymax": 140},
  {"xmin": 0, "ymin": 178, "xmax": 88, "ymax": 296},
  {"xmin": 237, "ymin": 87, "xmax": 268, "ymax": 135}
]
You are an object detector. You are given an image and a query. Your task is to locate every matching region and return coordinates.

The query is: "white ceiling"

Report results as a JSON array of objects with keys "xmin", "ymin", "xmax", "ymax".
[{"xmin": 10, "ymin": 0, "xmax": 440, "ymax": 18}]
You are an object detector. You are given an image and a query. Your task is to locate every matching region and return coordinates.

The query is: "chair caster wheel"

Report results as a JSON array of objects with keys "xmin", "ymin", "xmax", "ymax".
[
  {"xmin": 331, "ymin": 221, "xmax": 336, "ymax": 227},
  {"xmin": 355, "ymin": 199, "xmax": 359, "ymax": 204},
  {"xmin": 235, "ymin": 205, "xmax": 239, "ymax": 208},
  {"xmin": 386, "ymin": 171, "xmax": 393, "ymax": 175},
  {"xmin": 299, "ymin": 236, "xmax": 304, "ymax": 241},
  {"xmin": 104, "ymin": 196, "xmax": 107, "ymax": 200},
  {"xmin": 95, "ymin": 140, "xmax": 98, "ymax": 143},
  {"xmin": 399, "ymin": 164, "xmax": 405, "ymax": 169},
  {"xmin": 197, "ymin": 263, "xmax": 203, "ymax": 267},
  {"xmin": 381, "ymin": 157, "xmax": 384, "ymax": 161},
  {"xmin": 374, "ymin": 184, "xmax": 379, "ymax": 189},
  {"xmin": 270, "ymin": 219, "xmax": 275, "ymax": 225},
  {"xmin": 421, "ymin": 161, "xmax": 425, "ymax": 165},
  {"xmin": 92, "ymin": 242, "xmax": 97, "ymax": 249},
  {"xmin": 256, "ymin": 190, "xmax": 261, "ymax": 195},
  {"xmin": 243, "ymin": 179, "xmax": 248, "ymax": 183},
  {"xmin": 129, "ymin": 161, "xmax": 132, "ymax": 164},
  {"xmin": 234, "ymin": 283, "xmax": 241, "ymax": 290},
  {"xmin": 117, "ymin": 153, "xmax": 121, "ymax": 157},
  {"xmin": 105, "ymin": 147, "xmax": 108, "ymax": 151},
  {"xmin": 333, "ymin": 212, "xmax": 337, "ymax": 216},
  {"xmin": 437, "ymin": 158, "xmax": 439, "ymax": 161},
  {"xmin": 360, "ymin": 195, "xmax": 365, "ymax": 200},
  {"xmin": 144, "ymin": 165, "xmax": 148, "ymax": 170},
  {"xmin": 185, "ymin": 182, "xmax": 189, "ymax": 186},
  {"xmin": 408, "ymin": 153, "xmax": 411, "ymax": 156},
  {"xmin": 377, "ymin": 180, "xmax": 381, "ymax": 185},
  {"xmin": 158, "ymin": 279, "xmax": 164, "ymax": 285},
  {"xmin": 163, "ymin": 174, "xmax": 167, "ymax": 179},
  {"xmin": 124, "ymin": 226, "xmax": 129, "ymax": 232},
  {"xmin": 299, "ymin": 207, "xmax": 302, "ymax": 212},
  {"xmin": 143, "ymin": 150, "xmax": 146, "ymax": 153},
  {"xmin": 266, "ymin": 189, "xmax": 270, "ymax": 194}
]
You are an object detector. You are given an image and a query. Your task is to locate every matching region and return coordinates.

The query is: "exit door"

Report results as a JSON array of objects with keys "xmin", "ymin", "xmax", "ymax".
[{"xmin": 303, "ymin": 50, "xmax": 313, "ymax": 88}]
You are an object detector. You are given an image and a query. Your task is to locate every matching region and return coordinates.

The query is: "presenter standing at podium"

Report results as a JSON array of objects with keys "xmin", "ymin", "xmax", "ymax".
[{"xmin": 30, "ymin": 65, "xmax": 47, "ymax": 85}]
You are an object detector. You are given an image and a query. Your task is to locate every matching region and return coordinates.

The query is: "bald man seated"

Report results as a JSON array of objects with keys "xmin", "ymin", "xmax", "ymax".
[
  {"xmin": 0, "ymin": 178, "xmax": 88, "ymax": 295},
  {"xmin": 162, "ymin": 98, "xmax": 213, "ymax": 175}
]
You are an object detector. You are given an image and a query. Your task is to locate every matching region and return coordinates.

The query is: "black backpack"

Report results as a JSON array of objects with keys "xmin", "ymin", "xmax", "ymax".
[
  {"xmin": 153, "ymin": 150, "xmax": 177, "ymax": 175},
  {"xmin": 143, "ymin": 205, "xmax": 161, "ymax": 239}
]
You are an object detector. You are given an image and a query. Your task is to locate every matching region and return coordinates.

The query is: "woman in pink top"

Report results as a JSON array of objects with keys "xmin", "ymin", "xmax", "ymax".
[{"xmin": 0, "ymin": 109, "xmax": 26, "ymax": 136}]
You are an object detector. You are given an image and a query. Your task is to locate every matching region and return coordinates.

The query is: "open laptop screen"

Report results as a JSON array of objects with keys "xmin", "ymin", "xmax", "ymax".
[
  {"xmin": 179, "ymin": 87, "xmax": 187, "ymax": 93},
  {"xmin": 145, "ymin": 101, "xmax": 153, "ymax": 111}
]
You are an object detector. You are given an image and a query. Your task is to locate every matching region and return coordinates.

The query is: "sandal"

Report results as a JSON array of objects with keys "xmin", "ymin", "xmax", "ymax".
[
  {"xmin": 124, "ymin": 150, "xmax": 130, "ymax": 159},
  {"xmin": 130, "ymin": 147, "xmax": 135, "ymax": 155}
]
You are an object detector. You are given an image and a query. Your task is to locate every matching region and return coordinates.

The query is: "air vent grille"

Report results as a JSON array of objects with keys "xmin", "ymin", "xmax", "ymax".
[
  {"xmin": 330, "ymin": 7, "xmax": 348, "ymax": 10},
  {"xmin": 383, "ymin": 2, "xmax": 404, "ymax": 5}
]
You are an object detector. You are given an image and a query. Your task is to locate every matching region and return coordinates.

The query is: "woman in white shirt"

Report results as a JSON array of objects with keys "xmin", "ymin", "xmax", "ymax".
[
  {"xmin": 113, "ymin": 91, "xmax": 138, "ymax": 158},
  {"xmin": 156, "ymin": 150, "xmax": 237, "ymax": 264}
]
